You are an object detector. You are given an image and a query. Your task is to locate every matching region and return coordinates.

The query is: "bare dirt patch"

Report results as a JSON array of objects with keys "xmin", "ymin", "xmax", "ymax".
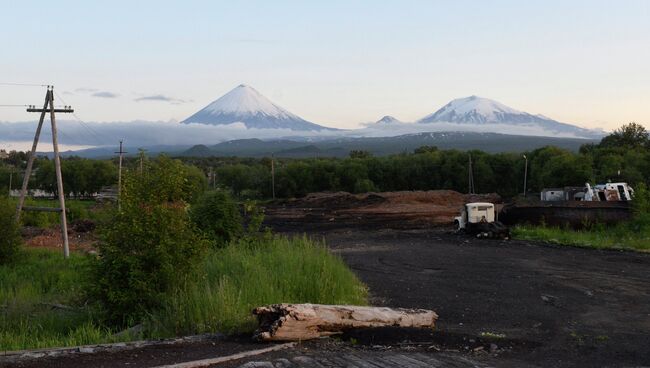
[
  {"xmin": 265, "ymin": 190, "xmax": 501, "ymax": 230},
  {"xmin": 21, "ymin": 226, "xmax": 97, "ymax": 252}
]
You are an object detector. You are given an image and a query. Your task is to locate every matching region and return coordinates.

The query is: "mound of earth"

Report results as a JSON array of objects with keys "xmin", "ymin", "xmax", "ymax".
[{"xmin": 264, "ymin": 190, "xmax": 501, "ymax": 231}]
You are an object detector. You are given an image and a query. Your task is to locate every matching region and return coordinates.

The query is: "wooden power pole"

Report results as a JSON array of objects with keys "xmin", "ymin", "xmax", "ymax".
[
  {"xmin": 115, "ymin": 140, "xmax": 127, "ymax": 209},
  {"xmin": 468, "ymin": 153, "xmax": 475, "ymax": 195},
  {"xmin": 16, "ymin": 86, "xmax": 73, "ymax": 258},
  {"xmin": 271, "ymin": 154, "xmax": 276, "ymax": 199}
]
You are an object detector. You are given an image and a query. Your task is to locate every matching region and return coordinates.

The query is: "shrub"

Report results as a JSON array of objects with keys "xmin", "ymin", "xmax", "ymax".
[
  {"xmin": 92, "ymin": 157, "xmax": 209, "ymax": 325},
  {"xmin": 20, "ymin": 199, "xmax": 57, "ymax": 228},
  {"xmin": 0, "ymin": 196, "xmax": 22, "ymax": 264},
  {"xmin": 354, "ymin": 179, "xmax": 376, "ymax": 193},
  {"xmin": 65, "ymin": 201, "xmax": 90, "ymax": 222},
  {"xmin": 190, "ymin": 190, "xmax": 243, "ymax": 247},
  {"xmin": 632, "ymin": 183, "xmax": 650, "ymax": 216}
]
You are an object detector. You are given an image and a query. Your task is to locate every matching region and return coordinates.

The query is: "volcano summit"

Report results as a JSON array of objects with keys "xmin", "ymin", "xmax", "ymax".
[{"xmin": 182, "ymin": 84, "xmax": 334, "ymax": 131}]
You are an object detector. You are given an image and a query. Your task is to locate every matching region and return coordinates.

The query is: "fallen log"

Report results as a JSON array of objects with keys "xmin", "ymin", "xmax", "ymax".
[{"xmin": 252, "ymin": 303, "xmax": 438, "ymax": 341}]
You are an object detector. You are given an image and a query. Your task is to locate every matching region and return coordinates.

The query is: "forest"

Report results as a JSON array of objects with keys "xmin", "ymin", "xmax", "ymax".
[
  {"xmin": 1, "ymin": 123, "xmax": 648, "ymax": 199},
  {"xmin": 181, "ymin": 123, "xmax": 650, "ymax": 199}
]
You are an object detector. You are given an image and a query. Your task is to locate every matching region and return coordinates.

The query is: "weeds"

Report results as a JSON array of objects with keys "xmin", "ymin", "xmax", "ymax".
[
  {"xmin": 145, "ymin": 235, "xmax": 368, "ymax": 337},
  {"xmin": 512, "ymin": 224, "xmax": 650, "ymax": 252},
  {"xmin": 0, "ymin": 235, "xmax": 367, "ymax": 350},
  {"xmin": 0, "ymin": 249, "xmax": 124, "ymax": 350}
]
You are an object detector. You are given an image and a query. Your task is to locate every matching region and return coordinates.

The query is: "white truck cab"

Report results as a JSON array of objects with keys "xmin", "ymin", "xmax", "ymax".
[
  {"xmin": 454, "ymin": 202, "xmax": 495, "ymax": 229},
  {"xmin": 454, "ymin": 202, "xmax": 509, "ymax": 239}
]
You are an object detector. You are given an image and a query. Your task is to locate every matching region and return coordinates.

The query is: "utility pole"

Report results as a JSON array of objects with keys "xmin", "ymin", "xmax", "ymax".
[
  {"xmin": 114, "ymin": 140, "xmax": 127, "ymax": 209},
  {"xmin": 17, "ymin": 86, "xmax": 73, "ymax": 258},
  {"xmin": 523, "ymin": 154, "xmax": 528, "ymax": 197},
  {"xmin": 468, "ymin": 153, "xmax": 475, "ymax": 194},
  {"xmin": 271, "ymin": 154, "xmax": 276, "ymax": 199},
  {"xmin": 8, "ymin": 170, "xmax": 12, "ymax": 196},
  {"xmin": 209, "ymin": 167, "xmax": 216, "ymax": 189},
  {"xmin": 138, "ymin": 148, "xmax": 147, "ymax": 174}
]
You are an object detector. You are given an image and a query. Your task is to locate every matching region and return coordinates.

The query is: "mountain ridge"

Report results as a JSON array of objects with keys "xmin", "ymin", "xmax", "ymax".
[{"xmin": 417, "ymin": 95, "xmax": 601, "ymax": 138}]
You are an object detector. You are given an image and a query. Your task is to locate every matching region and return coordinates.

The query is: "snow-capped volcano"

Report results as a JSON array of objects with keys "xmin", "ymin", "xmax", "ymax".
[
  {"xmin": 418, "ymin": 95, "xmax": 602, "ymax": 138},
  {"xmin": 375, "ymin": 115, "xmax": 403, "ymax": 124},
  {"xmin": 182, "ymin": 84, "xmax": 334, "ymax": 131}
]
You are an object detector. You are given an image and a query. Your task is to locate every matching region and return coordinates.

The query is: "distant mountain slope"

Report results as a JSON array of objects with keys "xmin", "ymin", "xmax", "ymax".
[
  {"xmin": 418, "ymin": 96, "xmax": 602, "ymax": 138},
  {"xmin": 375, "ymin": 115, "xmax": 403, "ymax": 124},
  {"xmin": 181, "ymin": 84, "xmax": 335, "ymax": 131},
  {"xmin": 179, "ymin": 132, "xmax": 598, "ymax": 158}
]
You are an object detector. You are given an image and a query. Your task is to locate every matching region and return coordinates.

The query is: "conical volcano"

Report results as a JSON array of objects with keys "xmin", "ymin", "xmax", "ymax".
[{"xmin": 182, "ymin": 84, "xmax": 333, "ymax": 131}]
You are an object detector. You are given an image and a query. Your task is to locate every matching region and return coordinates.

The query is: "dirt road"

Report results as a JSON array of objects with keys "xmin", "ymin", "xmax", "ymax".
[{"xmin": 288, "ymin": 227, "xmax": 650, "ymax": 367}]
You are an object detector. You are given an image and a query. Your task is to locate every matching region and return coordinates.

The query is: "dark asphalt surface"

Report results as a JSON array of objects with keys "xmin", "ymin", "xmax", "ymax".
[{"xmin": 307, "ymin": 228, "xmax": 650, "ymax": 367}]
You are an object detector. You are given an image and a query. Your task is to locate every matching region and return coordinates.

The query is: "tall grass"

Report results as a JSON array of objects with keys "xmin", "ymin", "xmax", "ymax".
[
  {"xmin": 512, "ymin": 221, "xmax": 650, "ymax": 252},
  {"xmin": 0, "ymin": 249, "xmax": 124, "ymax": 350},
  {"xmin": 0, "ymin": 236, "xmax": 367, "ymax": 350},
  {"xmin": 145, "ymin": 235, "xmax": 368, "ymax": 337}
]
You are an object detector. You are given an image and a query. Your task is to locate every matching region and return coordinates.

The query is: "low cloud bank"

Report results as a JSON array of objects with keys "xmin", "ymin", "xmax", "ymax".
[{"xmin": 0, "ymin": 120, "xmax": 599, "ymax": 152}]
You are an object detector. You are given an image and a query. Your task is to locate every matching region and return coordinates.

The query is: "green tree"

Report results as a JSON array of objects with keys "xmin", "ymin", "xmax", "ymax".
[
  {"xmin": 0, "ymin": 196, "xmax": 22, "ymax": 264},
  {"xmin": 92, "ymin": 156, "xmax": 209, "ymax": 325},
  {"xmin": 413, "ymin": 145, "xmax": 439, "ymax": 154},
  {"xmin": 599, "ymin": 122, "xmax": 649, "ymax": 149},
  {"xmin": 190, "ymin": 190, "xmax": 243, "ymax": 247},
  {"xmin": 349, "ymin": 150, "xmax": 372, "ymax": 159},
  {"xmin": 216, "ymin": 164, "xmax": 253, "ymax": 196}
]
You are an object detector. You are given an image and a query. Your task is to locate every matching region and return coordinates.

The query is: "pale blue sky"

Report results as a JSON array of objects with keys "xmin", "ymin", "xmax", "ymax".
[{"xmin": 1, "ymin": 0, "xmax": 649, "ymax": 130}]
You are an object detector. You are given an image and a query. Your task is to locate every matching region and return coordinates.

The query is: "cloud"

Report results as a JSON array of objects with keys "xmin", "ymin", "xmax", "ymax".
[
  {"xmin": 134, "ymin": 94, "xmax": 187, "ymax": 104},
  {"xmin": 0, "ymin": 120, "xmax": 346, "ymax": 150},
  {"xmin": 92, "ymin": 91, "xmax": 119, "ymax": 98},
  {"xmin": 75, "ymin": 87, "xmax": 98, "ymax": 93},
  {"xmin": 0, "ymin": 119, "xmax": 598, "ymax": 153}
]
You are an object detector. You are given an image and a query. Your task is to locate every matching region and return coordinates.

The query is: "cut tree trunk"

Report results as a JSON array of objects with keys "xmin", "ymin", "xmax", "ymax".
[{"xmin": 253, "ymin": 303, "xmax": 438, "ymax": 341}]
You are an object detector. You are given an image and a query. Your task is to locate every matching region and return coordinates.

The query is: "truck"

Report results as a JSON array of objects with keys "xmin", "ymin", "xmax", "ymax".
[
  {"xmin": 453, "ymin": 202, "xmax": 510, "ymax": 239},
  {"xmin": 540, "ymin": 182, "xmax": 634, "ymax": 202}
]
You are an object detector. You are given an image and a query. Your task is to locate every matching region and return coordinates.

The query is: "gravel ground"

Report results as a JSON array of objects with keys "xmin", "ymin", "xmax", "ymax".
[{"xmin": 302, "ymin": 227, "xmax": 650, "ymax": 367}]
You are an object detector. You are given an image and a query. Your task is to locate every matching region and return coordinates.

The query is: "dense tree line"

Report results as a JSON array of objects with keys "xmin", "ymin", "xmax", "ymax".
[
  {"xmin": 0, "ymin": 155, "xmax": 116, "ymax": 197},
  {"xmin": 2, "ymin": 123, "xmax": 649, "ymax": 199},
  {"xmin": 179, "ymin": 123, "xmax": 650, "ymax": 199}
]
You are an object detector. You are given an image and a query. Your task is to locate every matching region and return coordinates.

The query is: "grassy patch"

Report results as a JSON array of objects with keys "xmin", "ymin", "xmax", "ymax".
[
  {"xmin": 0, "ymin": 236, "xmax": 367, "ymax": 350},
  {"xmin": 146, "ymin": 235, "xmax": 368, "ymax": 337},
  {"xmin": 0, "ymin": 249, "xmax": 124, "ymax": 350},
  {"xmin": 12, "ymin": 198, "xmax": 101, "ymax": 228},
  {"xmin": 512, "ymin": 225, "xmax": 650, "ymax": 252}
]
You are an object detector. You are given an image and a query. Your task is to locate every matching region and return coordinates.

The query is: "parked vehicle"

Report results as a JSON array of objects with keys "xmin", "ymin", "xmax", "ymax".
[
  {"xmin": 541, "ymin": 182, "xmax": 634, "ymax": 202},
  {"xmin": 454, "ymin": 202, "xmax": 510, "ymax": 239}
]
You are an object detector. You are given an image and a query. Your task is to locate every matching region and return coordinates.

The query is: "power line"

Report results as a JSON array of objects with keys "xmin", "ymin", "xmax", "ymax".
[
  {"xmin": 0, "ymin": 82, "xmax": 48, "ymax": 87},
  {"xmin": 0, "ymin": 104, "xmax": 70, "ymax": 108},
  {"xmin": 1, "ymin": 83, "xmax": 121, "ymax": 147},
  {"xmin": 53, "ymin": 90, "xmax": 112, "ymax": 144}
]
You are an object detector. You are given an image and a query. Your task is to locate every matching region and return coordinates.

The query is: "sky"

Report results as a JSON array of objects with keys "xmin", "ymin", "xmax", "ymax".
[{"xmin": 1, "ymin": 0, "xmax": 649, "ymax": 131}]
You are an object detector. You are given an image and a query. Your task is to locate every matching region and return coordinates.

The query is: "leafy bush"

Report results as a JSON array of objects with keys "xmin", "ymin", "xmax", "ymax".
[
  {"xmin": 0, "ymin": 196, "xmax": 22, "ymax": 264},
  {"xmin": 243, "ymin": 200, "xmax": 266, "ymax": 235},
  {"xmin": 66, "ymin": 201, "xmax": 90, "ymax": 222},
  {"xmin": 92, "ymin": 157, "xmax": 209, "ymax": 325},
  {"xmin": 354, "ymin": 178, "xmax": 377, "ymax": 193},
  {"xmin": 17, "ymin": 199, "xmax": 94, "ymax": 228},
  {"xmin": 190, "ymin": 190, "xmax": 243, "ymax": 247}
]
